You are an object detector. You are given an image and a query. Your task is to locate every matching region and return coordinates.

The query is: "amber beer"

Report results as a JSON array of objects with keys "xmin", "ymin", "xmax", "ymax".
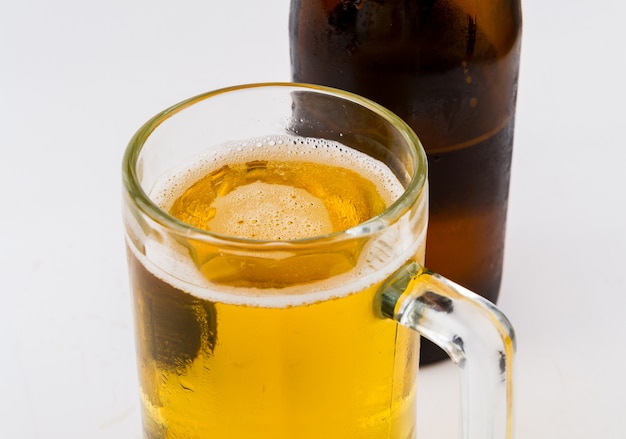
[
  {"xmin": 290, "ymin": 0, "xmax": 522, "ymax": 362},
  {"xmin": 127, "ymin": 136, "xmax": 426, "ymax": 438}
]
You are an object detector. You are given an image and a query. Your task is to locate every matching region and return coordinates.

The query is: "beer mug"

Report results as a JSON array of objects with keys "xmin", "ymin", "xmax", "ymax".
[{"xmin": 122, "ymin": 83, "xmax": 515, "ymax": 439}]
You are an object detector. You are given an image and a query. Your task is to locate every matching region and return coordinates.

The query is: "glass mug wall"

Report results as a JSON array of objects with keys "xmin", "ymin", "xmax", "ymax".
[{"xmin": 122, "ymin": 83, "xmax": 515, "ymax": 439}]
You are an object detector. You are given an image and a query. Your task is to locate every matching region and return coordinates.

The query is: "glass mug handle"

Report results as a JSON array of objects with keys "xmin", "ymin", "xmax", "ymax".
[{"xmin": 378, "ymin": 261, "xmax": 515, "ymax": 439}]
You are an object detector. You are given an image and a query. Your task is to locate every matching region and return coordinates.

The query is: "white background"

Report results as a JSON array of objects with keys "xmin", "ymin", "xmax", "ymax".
[{"xmin": 1, "ymin": 0, "xmax": 625, "ymax": 438}]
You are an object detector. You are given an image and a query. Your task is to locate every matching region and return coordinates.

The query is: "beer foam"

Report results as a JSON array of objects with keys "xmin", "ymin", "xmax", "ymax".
[
  {"xmin": 208, "ymin": 181, "xmax": 333, "ymax": 240},
  {"xmin": 137, "ymin": 135, "xmax": 426, "ymax": 308},
  {"xmin": 152, "ymin": 135, "xmax": 403, "ymax": 211}
]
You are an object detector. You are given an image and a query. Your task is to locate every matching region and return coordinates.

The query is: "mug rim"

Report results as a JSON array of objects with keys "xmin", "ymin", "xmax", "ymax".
[{"xmin": 122, "ymin": 82, "xmax": 428, "ymax": 247}]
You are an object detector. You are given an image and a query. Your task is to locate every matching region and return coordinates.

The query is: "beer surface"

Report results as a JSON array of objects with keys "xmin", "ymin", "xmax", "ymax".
[
  {"xmin": 145, "ymin": 135, "xmax": 414, "ymax": 305},
  {"xmin": 129, "ymin": 136, "xmax": 424, "ymax": 437},
  {"xmin": 167, "ymin": 152, "xmax": 391, "ymax": 240}
]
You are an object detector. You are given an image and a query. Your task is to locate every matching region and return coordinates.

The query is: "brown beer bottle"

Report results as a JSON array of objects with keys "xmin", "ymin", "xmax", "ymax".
[{"xmin": 289, "ymin": 0, "xmax": 522, "ymax": 363}]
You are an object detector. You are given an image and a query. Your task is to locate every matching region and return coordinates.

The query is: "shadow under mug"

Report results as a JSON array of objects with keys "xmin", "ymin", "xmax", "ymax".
[{"xmin": 122, "ymin": 83, "xmax": 515, "ymax": 439}]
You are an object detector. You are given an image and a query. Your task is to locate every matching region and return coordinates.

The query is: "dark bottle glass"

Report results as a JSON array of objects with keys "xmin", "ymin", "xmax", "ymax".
[{"xmin": 290, "ymin": 0, "xmax": 522, "ymax": 363}]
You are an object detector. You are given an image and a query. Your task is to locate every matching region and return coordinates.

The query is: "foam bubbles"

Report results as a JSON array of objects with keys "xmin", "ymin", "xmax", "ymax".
[
  {"xmin": 208, "ymin": 181, "xmax": 333, "ymax": 240},
  {"xmin": 152, "ymin": 134, "xmax": 404, "ymax": 210}
]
